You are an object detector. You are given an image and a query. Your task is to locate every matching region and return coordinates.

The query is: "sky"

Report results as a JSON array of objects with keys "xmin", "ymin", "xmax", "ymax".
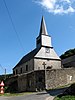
[{"xmin": 0, "ymin": 0, "xmax": 75, "ymax": 75}]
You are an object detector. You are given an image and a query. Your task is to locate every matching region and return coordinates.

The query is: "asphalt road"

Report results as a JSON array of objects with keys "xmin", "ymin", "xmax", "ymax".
[
  {"xmin": 0, "ymin": 91, "xmax": 51, "ymax": 100},
  {"xmin": 0, "ymin": 88, "xmax": 67, "ymax": 100}
]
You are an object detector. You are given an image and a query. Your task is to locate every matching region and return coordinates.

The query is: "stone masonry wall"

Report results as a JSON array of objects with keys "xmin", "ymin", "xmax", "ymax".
[
  {"xmin": 46, "ymin": 68, "xmax": 75, "ymax": 89},
  {"xmin": 7, "ymin": 68, "xmax": 75, "ymax": 92},
  {"xmin": 17, "ymin": 71, "xmax": 45, "ymax": 92},
  {"xmin": 18, "ymin": 74, "xmax": 27, "ymax": 92}
]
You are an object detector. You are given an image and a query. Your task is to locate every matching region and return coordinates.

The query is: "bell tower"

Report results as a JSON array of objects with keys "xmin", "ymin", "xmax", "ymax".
[{"xmin": 36, "ymin": 16, "xmax": 52, "ymax": 48}]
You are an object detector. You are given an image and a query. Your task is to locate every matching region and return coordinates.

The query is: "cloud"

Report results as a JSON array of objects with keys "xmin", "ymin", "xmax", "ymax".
[{"xmin": 34, "ymin": 0, "xmax": 75, "ymax": 14}]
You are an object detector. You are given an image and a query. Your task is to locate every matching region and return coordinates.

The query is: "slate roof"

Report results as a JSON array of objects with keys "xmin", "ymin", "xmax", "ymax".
[
  {"xmin": 13, "ymin": 48, "xmax": 40, "ymax": 69},
  {"xmin": 39, "ymin": 16, "xmax": 48, "ymax": 36}
]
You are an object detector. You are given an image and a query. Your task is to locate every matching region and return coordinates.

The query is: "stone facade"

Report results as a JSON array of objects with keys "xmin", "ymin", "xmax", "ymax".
[
  {"xmin": 7, "ymin": 70, "xmax": 45, "ymax": 92},
  {"xmin": 46, "ymin": 68, "xmax": 75, "ymax": 89},
  {"xmin": 13, "ymin": 59, "xmax": 34, "ymax": 75},
  {"xmin": 34, "ymin": 58, "xmax": 61, "ymax": 70}
]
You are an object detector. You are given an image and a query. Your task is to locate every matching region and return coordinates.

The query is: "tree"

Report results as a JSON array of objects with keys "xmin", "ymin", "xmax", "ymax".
[{"xmin": 60, "ymin": 48, "xmax": 75, "ymax": 59}]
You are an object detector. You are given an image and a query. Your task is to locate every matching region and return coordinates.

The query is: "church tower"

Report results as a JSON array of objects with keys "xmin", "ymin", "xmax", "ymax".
[
  {"xmin": 35, "ymin": 16, "xmax": 61, "ymax": 69},
  {"xmin": 36, "ymin": 16, "xmax": 52, "ymax": 48}
]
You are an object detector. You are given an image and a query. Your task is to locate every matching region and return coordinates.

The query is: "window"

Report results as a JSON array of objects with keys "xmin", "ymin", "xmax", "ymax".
[
  {"xmin": 26, "ymin": 65, "xmax": 28, "ymax": 71},
  {"xmin": 16, "ymin": 69, "xmax": 18, "ymax": 74},
  {"xmin": 20, "ymin": 68, "xmax": 22, "ymax": 73},
  {"xmin": 13, "ymin": 71, "xmax": 15, "ymax": 75}
]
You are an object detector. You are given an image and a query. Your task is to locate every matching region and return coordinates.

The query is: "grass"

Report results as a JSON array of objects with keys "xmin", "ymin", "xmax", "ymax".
[
  {"xmin": 54, "ymin": 95, "xmax": 75, "ymax": 100},
  {"xmin": 0, "ymin": 92, "xmax": 36, "ymax": 97}
]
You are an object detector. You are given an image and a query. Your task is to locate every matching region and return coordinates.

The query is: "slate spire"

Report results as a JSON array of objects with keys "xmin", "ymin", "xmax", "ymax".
[{"xmin": 39, "ymin": 16, "xmax": 48, "ymax": 35}]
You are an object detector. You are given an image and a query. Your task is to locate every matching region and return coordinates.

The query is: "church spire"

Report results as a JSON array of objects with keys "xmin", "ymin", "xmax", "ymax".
[
  {"xmin": 39, "ymin": 16, "xmax": 48, "ymax": 35},
  {"xmin": 36, "ymin": 16, "xmax": 52, "ymax": 48}
]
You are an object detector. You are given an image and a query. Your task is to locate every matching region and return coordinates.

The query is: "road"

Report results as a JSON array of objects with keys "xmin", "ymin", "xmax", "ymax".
[
  {"xmin": 0, "ymin": 91, "xmax": 51, "ymax": 100},
  {"xmin": 0, "ymin": 88, "xmax": 67, "ymax": 100}
]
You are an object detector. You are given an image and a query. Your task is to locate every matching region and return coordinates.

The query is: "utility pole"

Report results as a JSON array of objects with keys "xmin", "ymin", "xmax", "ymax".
[
  {"xmin": 42, "ymin": 62, "xmax": 47, "ymax": 89},
  {"xmin": 0, "ymin": 64, "xmax": 6, "ymax": 80},
  {"xmin": 5, "ymin": 68, "xmax": 6, "ymax": 80}
]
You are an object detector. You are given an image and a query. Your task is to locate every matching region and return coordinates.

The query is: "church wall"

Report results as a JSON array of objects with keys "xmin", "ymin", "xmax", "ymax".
[
  {"xmin": 50, "ymin": 60, "xmax": 61, "ymax": 69},
  {"xmin": 13, "ymin": 59, "xmax": 34, "ymax": 74},
  {"xmin": 34, "ymin": 58, "xmax": 61, "ymax": 70},
  {"xmin": 46, "ymin": 68, "xmax": 75, "ymax": 89}
]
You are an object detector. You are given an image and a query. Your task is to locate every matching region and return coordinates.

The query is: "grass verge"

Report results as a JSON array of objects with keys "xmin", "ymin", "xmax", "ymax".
[
  {"xmin": 54, "ymin": 95, "xmax": 75, "ymax": 100},
  {"xmin": 0, "ymin": 92, "xmax": 36, "ymax": 97}
]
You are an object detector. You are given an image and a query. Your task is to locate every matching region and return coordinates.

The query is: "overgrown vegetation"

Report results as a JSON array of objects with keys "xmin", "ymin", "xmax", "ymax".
[
  {"xmin": 54, "ymin": 83, "xmax": 75, "ymax": 100},
  {"xmin": 4, "ymin": 80, "xmax": 18, "ymax": 93},
  {"xmin": 60, "ymin": 48, "xmax": 75, "ymax": 59},
  {"xmin": 0, "ymin": 74, "xmax": 13, "ymax": 81},
  {"xmin": 54, "ymin": 95, "xmax": 75, "ymax": 100},
  {"xmin": 0, "ymin": 74, "xmax": 16, "ymax": 93},
  {"xmin": 0, "ymin": 92, "xmax": 35, "ymax": 96}
]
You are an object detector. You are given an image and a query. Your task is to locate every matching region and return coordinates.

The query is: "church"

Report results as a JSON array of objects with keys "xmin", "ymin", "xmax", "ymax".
[
  {"xmin": 11, "ymin": 17, "xmax": 75, "ymax": 92},
  {"xmin": 12, "ymin": 16, "xmax": 61, "ymax": 91},
  {"xmin": 13, "ymin": 16, "xmax": 61, "ymax": 75}
]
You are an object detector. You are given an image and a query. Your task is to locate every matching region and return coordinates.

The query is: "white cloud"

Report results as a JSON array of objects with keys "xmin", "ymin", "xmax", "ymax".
[{"xmin": 34, "ymin": 0, "xmax": 75, "ymax": 14}]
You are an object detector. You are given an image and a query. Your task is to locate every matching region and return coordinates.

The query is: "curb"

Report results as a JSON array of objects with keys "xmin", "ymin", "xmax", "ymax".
[{"xmin": 46, "ymin": 96, "xmax": 54, "ymax": 100}]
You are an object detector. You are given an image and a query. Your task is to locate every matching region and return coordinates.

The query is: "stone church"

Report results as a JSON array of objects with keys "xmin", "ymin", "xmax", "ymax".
[
  {"xmin": 11, "ymin": 16, "xmax": 75, "ymax": 92},
  {"xmin": 13, "ymin": 16, "xmax": 61, "ymax": 75}
]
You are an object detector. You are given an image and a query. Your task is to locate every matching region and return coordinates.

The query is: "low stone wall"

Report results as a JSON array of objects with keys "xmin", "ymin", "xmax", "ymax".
[
  {"xmin": 18, "ymin": 74, "xmax": 27, "ymax": 92},
  {"xmin": 6, "ymin": 68, "xmax": 75, "ymax": 92},
  {"xmin": 17, "ymin": 70, "xmax": 45, "ymax": 92},
  {"xmin": 46, "ymin": 68, "xmax": 75, "ymax": 89}
]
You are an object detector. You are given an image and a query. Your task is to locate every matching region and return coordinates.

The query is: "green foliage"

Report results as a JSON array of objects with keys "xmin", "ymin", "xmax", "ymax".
[
  {"xmin": 54, "ymin": 95, "xmax": 75, "ymax": 100},
  {"xmin": 60, "ymin": 48, "xmax": 75, "ymax": 59},
  {"xmin": 0, "ymin": 74, "xmax": 13, "ymax": 84},
  {"xmin": 54, "ymin": 83, "xmax": 75, "ymax": 100},
  {"xmin": 5, "ymin": 81, "xmax": 18, "ymax": 93},
  {"xmin": 0, "ymin": 74, "xmax": 13, "ymax": 81}
]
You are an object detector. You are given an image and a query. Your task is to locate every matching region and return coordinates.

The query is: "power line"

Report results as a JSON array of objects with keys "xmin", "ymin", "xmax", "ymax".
[
  {"xmin": 0, "ymin": 64, "xmax": 4, "ymax": 70},
  {"xmin": 3, "ymin": 0, "xmax": 25, "ymax": 52},
  {"xmin": 0, "ymin": 64, "xmax": 6, "ymax": 79}
]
